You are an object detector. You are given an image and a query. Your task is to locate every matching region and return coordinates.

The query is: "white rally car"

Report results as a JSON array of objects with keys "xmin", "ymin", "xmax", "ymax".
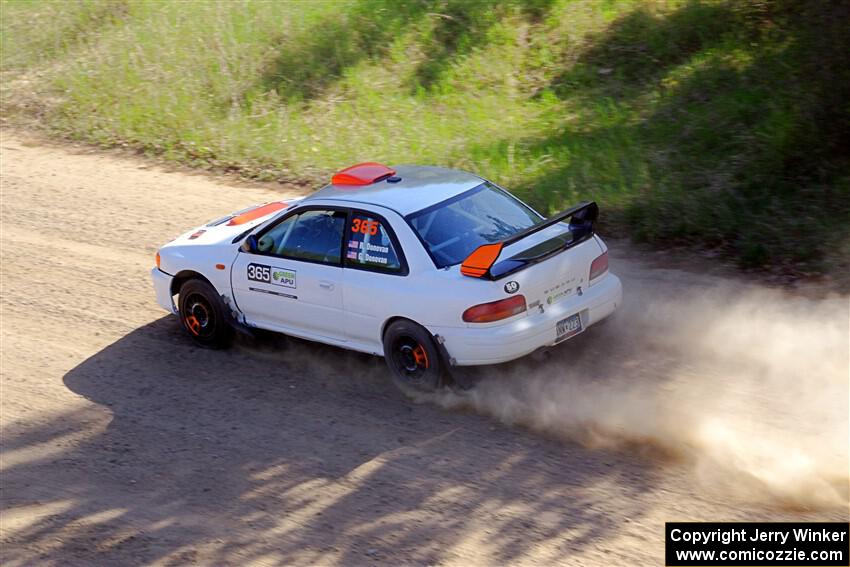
[{"xmin": 152, "ymin": 163, "xmax": 622, "ymax": 391}]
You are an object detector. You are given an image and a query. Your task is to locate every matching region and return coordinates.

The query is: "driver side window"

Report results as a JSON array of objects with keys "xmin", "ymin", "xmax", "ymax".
[{"xmin": 257, "ymin": 209, "xmax": 346, "ymax": 265}]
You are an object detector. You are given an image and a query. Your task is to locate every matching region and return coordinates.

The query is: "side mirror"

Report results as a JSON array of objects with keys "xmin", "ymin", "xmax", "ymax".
[{"xmin": 241, "ymin": 234, "xmax": 258, "ymax": 253}]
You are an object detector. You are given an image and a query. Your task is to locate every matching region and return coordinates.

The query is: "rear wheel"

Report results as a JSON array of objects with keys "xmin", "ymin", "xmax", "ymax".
[
  {"xmin": 178, "ymin": 279, "xmax": 233, "ymax": 349},
  {"xmin": 383, "ymin": 320, "xmax": 443, "ymax": 392}
]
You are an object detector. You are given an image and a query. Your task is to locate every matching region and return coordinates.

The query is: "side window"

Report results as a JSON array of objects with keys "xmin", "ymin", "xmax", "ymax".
[
  {"xmin": 257, "ymin": 209, "xmax": 346, "ymax": 264},
  {"xmin": 345, "ymin": 212, "xmax": 403, "ymax": 273}
]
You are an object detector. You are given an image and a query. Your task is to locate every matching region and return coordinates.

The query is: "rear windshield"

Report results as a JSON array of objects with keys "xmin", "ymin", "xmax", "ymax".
[{"xmin": 407, "ymin": 182, "xmax": 542, "ymax": 268}]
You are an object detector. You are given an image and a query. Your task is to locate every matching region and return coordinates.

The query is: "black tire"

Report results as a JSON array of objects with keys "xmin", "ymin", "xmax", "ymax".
[
  {"xmin": 382, "ymin": 320, "xmax": 444, "ymax": 392},
  {"xmin": 177, "ymin": 279, "xmax": 233, "ymax": 349}
]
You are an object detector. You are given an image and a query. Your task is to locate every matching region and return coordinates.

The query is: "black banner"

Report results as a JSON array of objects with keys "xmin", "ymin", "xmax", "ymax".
[{"xmin": 666, "ymin": 522, "xmax": 849, "ymax": 566}]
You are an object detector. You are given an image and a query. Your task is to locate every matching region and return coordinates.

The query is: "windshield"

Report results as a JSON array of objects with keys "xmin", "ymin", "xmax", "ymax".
[{"xmin": 407, "ymin": 182, "xmax": 543, "ymax": 268}]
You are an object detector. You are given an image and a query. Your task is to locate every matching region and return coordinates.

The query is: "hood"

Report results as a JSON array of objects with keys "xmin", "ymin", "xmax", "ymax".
[{"xmin": 169, "ymin": 198, "xmax": 302, "ymax": 247}]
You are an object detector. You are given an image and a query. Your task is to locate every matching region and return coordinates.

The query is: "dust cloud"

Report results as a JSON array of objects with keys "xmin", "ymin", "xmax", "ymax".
[{"xmin": 424, "ymin": 280, "xmax": 849, "ymax": 510}]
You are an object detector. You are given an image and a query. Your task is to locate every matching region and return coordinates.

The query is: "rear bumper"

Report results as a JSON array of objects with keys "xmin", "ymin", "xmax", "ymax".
[
  {"xmin": 151, "ymin": 267, "xmax": 177, "ymax": 314},
  {"xmin": 430, "ymin": 272, "xmax": 622, "ymax": 366}
]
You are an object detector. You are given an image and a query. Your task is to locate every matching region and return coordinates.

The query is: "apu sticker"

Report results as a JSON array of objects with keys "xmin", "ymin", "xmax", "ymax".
[
  {"xmin": 247, "ymin": 263, "xmax": 296, "ymax": 288},
  {"xmin": 544, "ymin": 276, "xmax": 577, "ymax": 305}
]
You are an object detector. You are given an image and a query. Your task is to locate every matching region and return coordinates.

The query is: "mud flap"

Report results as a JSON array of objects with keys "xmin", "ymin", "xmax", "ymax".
[
  {"xmin": 220, "ymin": 294, "xmax": 256, "ymax": 339},
  {"xmin": 434, "ymin": 334, "xmax": 478, "ymax": 390}
]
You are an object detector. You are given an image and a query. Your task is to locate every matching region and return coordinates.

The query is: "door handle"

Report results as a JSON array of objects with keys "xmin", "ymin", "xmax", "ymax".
[{"xmin": 319, "ymin": 280, "xmax": 335, "ymax": 291}]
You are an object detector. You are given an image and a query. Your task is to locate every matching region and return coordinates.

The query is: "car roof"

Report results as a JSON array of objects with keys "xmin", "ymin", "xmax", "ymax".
[{"xmin": 302, "ymin": 165, "xmax": 484, "ymax": 216}]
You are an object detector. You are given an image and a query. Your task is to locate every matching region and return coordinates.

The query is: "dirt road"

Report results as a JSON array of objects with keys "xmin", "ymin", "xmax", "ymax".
[{"xmin": 1, "ymin": 129, "xmax": 847, "ymax": 566}]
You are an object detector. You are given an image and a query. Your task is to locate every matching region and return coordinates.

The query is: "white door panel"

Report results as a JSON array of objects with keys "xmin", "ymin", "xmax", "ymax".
[
  {"xmin": 339, "ymin": 209, "xmax": 411, "ymax": 351},
  {"xmin": 341, "ymin": 269, "xmax": 401, "ymax": 350},
  {"xmin": 232, "ymin": 252, "xmax": 345, "ymax": 339},
  {"xmin": 230, "ymin": 206, "xmax": 348, "ymax": 341}
]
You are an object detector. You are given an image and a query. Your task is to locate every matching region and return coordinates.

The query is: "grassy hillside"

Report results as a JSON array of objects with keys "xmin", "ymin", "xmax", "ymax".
[{"xmin": 2, "ymin": 0, "xmax": 848, "ymax": 278}]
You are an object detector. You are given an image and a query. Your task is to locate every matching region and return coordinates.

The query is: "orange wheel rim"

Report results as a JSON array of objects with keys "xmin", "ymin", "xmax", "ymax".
[
  {"xmin": 412, "ymin": 344, "xmax": 429, "ymax": 369},
  {"xmin": 185, "ymin": 314, "xmax": 201, "ymax": 336}
]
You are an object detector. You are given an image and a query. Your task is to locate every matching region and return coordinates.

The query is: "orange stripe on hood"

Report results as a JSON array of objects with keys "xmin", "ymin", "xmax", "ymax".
[{"xmin": 227, "ymin": 201, "xmax": 288, "ymax": 226}]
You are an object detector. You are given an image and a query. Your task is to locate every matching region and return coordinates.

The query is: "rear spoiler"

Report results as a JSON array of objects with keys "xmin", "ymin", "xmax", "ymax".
[{"xmin": 460, "ymin": 201, "xmax": 599, "ymax": 279}]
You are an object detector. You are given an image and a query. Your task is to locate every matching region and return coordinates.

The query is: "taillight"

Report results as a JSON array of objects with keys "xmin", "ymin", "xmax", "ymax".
[
  {"xmin": 589, "ymin": 251, "xmax": 608, "ymax": 281},
  {"xmin": 155, "ymin": 251, "xmax": 161, "ymax": 269},
  {"xmin": 463, "ymin": 295, "xmax": 527, "ymax": 323}
]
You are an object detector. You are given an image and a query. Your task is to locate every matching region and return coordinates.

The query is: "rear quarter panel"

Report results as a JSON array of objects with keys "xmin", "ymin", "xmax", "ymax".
[{"xmin": 339, "ymin": 204, "xmax": 602, "ymax": 352}]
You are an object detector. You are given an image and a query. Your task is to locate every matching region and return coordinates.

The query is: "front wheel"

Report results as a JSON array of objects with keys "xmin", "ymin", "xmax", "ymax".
[
  {"xmin": 178, "ymin": 279, "xmax": 233, "ymax": 349},
  {"xmin": 383, "ymin": 320, "xmax": 444, "ymax": 393}
]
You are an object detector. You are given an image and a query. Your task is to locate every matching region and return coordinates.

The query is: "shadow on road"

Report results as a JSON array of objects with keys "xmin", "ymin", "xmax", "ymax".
[{"xmin": 2, "ymin": 316, "xmax": 662, "ymax": 565}]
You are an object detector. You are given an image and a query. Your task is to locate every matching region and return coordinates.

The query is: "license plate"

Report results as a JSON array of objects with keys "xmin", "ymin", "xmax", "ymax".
[{"xmin": 556, "ymin": 313, "xmax": 583, "ymax": 343}]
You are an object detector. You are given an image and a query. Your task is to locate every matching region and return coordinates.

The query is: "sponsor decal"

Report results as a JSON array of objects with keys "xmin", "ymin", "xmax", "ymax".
[
  {"xmin": 504, "ymin": 281, "xmax": 520, "ymax": 294},
  {"xmin": 248, "ymin": 287, "xmax": 297, "ymax": 300},
  {"xmin": 247, "ymin": 263, "xmax": 296, "ymax": 288},
  {"xmin": 272, "ymin": 269, "xmax": 296, "ymax": 287},
  {"xmin": 547, "ymin": 290, "xmax": 571, "ymax": 305},
  {"xmin": 544, "ymin": 276, "xmax": 577, "ymax": 305}
]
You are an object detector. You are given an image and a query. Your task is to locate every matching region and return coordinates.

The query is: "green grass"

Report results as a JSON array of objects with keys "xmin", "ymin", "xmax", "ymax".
[{"xmin": 2, "ymin": 0, "xmax": 848, "ymax": 279}]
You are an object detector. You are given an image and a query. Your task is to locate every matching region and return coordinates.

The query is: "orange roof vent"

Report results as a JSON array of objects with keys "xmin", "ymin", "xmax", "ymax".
[{"xmin": 331, "ymin": 162, "xmax": 396, "ymax": 186}]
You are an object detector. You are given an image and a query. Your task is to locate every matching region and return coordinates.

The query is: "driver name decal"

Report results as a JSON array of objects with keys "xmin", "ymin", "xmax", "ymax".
[
  {"xmin": 247, "ymin": 263, "xmax": 296, "ymax": 288},
  {"xmin": 346, "ymin": 239, "xmax": 390, "ymax": 264}
]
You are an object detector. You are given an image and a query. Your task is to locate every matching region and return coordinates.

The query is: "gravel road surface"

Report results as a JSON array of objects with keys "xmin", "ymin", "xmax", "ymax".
[{"xmin": 1, "ymin": 130, "xmax": 847, "ymax": 566}]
